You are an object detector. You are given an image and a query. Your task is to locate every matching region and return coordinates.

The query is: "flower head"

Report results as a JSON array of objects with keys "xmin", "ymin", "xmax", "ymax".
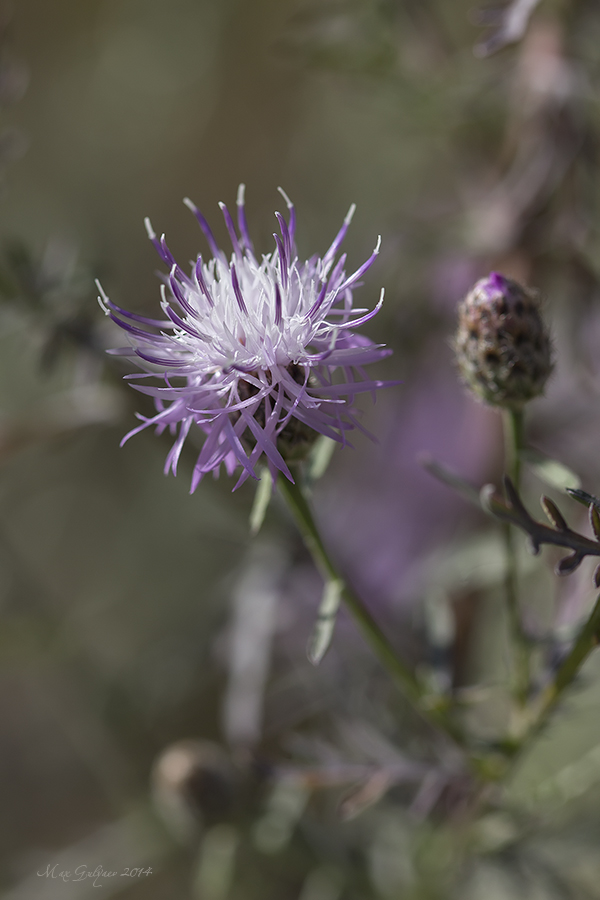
[
  {"xmin": 98, "ymin": 186, "xmax": 391, "ymax": 490},
  {"xmin": 455, "ymin": 271, "xmax": 553, "ymax": 408}
]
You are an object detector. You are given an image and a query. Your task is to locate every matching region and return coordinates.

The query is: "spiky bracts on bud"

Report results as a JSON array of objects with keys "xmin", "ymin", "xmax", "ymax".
[{"xmin": 455, "ymin": 272, "xmax": 553, "ymax": 409}]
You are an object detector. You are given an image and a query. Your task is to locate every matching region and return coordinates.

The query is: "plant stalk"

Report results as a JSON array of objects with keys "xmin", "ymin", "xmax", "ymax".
[
  {"xmin": 502, "ymin": 407, "xmax": 530, "ymax": 707},
  {"xmin": 501, "ymin": 593, "xmax": 600, "ymax": 768},
  {"xmin": 278, "ymin": 473, "xmax": 467, "ymax": 749},
  {"xmin": 537, "ymin": 593, "xmax": 600, "ymax": 724}
]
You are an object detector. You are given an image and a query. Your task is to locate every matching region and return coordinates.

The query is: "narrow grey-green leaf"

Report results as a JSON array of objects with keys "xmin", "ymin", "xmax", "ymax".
[
  {"xmin": 523, "ymin": 450, "xmax": 581, "ymax": 492},
  {"xmin": 307, "ymin": 578, "xmax": 343, "ymax": 665},
  {"xmin": 306, "ymin": 436, "xmax": 337, "ymax": 485},
  {"xmin": 419, "ymin": 452, "xmax": 481, "ymax": 507},
  {"xmin": 249, "ymin": 468, "xmax": 273, "ymax": 535}
]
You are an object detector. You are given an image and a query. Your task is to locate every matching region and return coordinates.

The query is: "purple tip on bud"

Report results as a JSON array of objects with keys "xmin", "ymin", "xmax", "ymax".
[
  {"xmin": 455, "ymin": 272, "xmax": 553, "ymax": 409},
  {"xmin": 488, "ymin": 271, "xmax": 507, "ymax": 291}
]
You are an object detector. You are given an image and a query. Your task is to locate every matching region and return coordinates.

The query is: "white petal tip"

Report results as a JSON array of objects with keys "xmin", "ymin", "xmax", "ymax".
[
  {"xmin": 277, "ymin": 186, "xmax": 294, "ymax": 209},
  {"xmin": 374, "ymin": 235, "xmax": 382, "ymax": 254},
  {"xmin": 183, "ymin": 197, "xmax": 196, "ymax": 212},
  {"xmin": 95, "ymin": 278, "xmax": 110, "ymax": 315},
  {"xmin": 236, "ymin": 183, "xmax": 246, "ymax": 205},
  {"xmin": 144, "ymin": 217, "xmax": 155, "ymax": 240},
  {"xmin": 345, "ymin": 203, "xmax": 357, "ymax": 225}
]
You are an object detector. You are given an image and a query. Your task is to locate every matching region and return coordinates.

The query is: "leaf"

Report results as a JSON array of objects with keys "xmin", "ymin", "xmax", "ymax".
[
  {"xmin": 567, "ymin": 488, "xmax": 600, "ymax": 512},
  {"xmin": 305, "ymin": 436, "xmax": 337, "ymax": 485},
  {"xmin": 556, "ymin": 552, "xmax": 583, "ymax": 576},
  {"xmin": 307, "ymin": 578, "xmax": 343, "ymax": 665},
  {"xmin": 523, "ymin": 450, "xmax": 581, "ymax": 492},
  {"xmin": 594, "ymin": 565, "xmax": 600, "ymax": 589},
  {"xmin": 590, "ymin": 504, "xmax": 600, "ymax": 542},
  {"xmin": 418, "ymin": 452, "xmax": 481, "ymax": 507},
  {"xmin": 249, "ymin": 468, "xmax": 273, "ymax": 535},
  {"xmin": 541, "ymin": 496, "xmax": 568, "ymax": 531}
]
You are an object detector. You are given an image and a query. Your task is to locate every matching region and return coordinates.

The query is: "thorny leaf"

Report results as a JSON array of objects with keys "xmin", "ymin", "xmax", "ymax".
[
  {"xmin": 556, "ymin": 553, "xmax": 584, "ymax": 576},
  {"xmin": 482, "ymin": 477, "xmax": 600, "ymax": 580},
  {"xmin": 590, "ymin": 505, "xmax": 600, "ymax": 542},
  {"xmin": 541, "ymin": 496, "xmax": 567, "ymax": 531},
  {"xmin": 566, "ymin": 488, "xmax": 600, "ymax": 512}
]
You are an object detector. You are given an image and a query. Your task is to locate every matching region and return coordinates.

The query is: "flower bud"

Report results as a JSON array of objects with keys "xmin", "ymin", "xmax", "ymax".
[
  {"xmin": 151, "ymin": 740, "xmax": 238, "ymax": 839},
  {"xmin": 455, "ymin": 272, "xmax": 552, "ymax": 408}
]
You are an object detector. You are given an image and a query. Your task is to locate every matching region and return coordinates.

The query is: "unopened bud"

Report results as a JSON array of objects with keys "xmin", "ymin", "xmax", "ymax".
[
  {"xmin": 151, "ymin": 740, "xmax": 238, "ymax": 839},
  {"xmin": 455, "ymin": 272, "xmax": 552, "ymax": 408}
]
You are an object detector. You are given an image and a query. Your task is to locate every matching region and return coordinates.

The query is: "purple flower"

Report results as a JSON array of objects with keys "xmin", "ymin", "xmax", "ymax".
[{"xmin": 98, "ymin": 186, "xmax": 391, "ymax": 491}]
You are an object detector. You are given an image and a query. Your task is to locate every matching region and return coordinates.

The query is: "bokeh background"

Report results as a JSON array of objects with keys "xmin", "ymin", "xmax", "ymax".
[{"xmin": 2, "ymin": 0, "xmax": 600, "ymax": 897}]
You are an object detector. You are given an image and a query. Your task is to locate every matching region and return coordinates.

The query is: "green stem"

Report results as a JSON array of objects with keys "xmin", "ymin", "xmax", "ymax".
[
  {"xmin": 278, "ymin": 473, "xmax": 467, "ymax": 748},
  {"xmin": 502, "ymin": 407, "xmax": 530, "ymax": 707},
  {"xmin": 503, "ymin": 407, "xmax": 524, "ymax": 487},
  {"xmin": 537, "ymin": 593, "xmax": 600, "ymax": 723},
  {"xmin": 504, "ymin": 593, "xmax": 600, "ymax": 765}
]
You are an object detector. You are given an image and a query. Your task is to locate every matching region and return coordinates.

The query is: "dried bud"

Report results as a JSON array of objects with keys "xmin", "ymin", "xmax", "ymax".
[
  {"xmin": 455, "ymin": 272, "xmax": 552, "ymax": 408},
  {"xmin": 151, "ymin": 740, "xmax": 238, "ymax": 839}
]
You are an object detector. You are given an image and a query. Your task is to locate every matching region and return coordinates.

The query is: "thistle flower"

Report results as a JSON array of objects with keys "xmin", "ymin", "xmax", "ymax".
[
  {"xmin": 98, "ymin": 186, "xmax": 391, "ymax": 491},
  {"xmin": 455, "ymin": 271, "xmax": 553, "ymax": 409}
]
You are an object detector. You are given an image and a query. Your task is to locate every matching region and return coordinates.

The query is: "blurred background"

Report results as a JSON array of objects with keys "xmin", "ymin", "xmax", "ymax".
[{"xmin": 2, "ymin": 0, "xmax": 600, "ymax": 897}]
